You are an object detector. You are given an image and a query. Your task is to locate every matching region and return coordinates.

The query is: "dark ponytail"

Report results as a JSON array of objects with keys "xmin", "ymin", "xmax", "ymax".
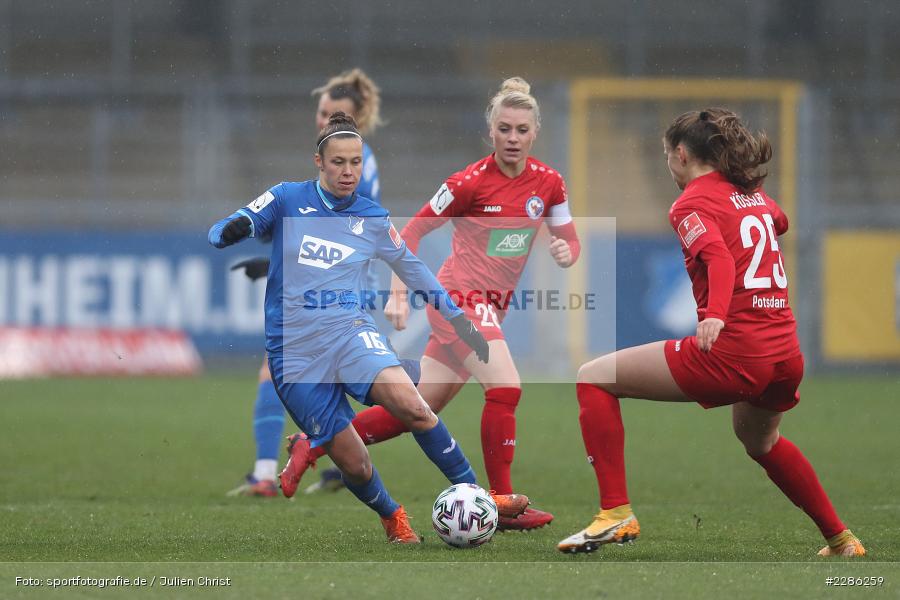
[
  {"xmin": 665, "ymin": 108, "xmax": 773, "ymax": 193},
  {"xmin": 316, "ymin": 111, "xmax": 361, "ymax": 156}
]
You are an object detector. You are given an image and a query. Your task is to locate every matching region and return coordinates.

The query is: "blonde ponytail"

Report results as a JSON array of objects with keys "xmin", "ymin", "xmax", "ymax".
[{"xmin": 312, "ymin": 68, "xmax": 383, "ymax": 135}]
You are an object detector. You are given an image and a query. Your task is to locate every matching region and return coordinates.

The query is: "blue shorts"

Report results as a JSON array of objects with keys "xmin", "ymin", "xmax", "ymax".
[{"xmin": 268, "ymin": 323, "xmax": 400, "ymax": 448}]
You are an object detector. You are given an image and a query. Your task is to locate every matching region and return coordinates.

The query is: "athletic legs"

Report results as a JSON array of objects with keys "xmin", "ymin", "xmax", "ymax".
[{"xmin": 734, "ymin": 402, "xmax": 847, "ymax": 539}]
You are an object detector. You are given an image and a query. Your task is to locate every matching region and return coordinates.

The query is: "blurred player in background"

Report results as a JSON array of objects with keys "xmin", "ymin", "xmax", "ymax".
[
  {"xmin": 282, "ymin": 77, "xmax": 581, "ymax": 531},
  {"xmin": 227, "ymin": 69, "xmax": 423, "ymax": 497},
  {"xmin": 558, "ymin": 108, "xmax": 865, "ymax": 557},
  {"xmin": 210, "ymin": 112, "xmax": 527, "ymax": 543}
]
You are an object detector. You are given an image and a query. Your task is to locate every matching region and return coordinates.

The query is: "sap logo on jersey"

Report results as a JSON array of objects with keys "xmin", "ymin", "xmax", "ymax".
[{"xmin": 297, "ymin": 235, "xmax": 356, "ymax": 269}]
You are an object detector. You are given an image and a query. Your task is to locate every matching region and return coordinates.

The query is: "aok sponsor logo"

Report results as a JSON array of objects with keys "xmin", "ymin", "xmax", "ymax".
[{"xmin": 486, "ymin": 228, "xmax": 533, "ymax": 257}]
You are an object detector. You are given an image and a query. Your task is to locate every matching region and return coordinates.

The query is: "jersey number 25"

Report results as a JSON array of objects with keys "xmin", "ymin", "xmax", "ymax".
[{"xmin": 740, "ymin": 213, "xmax": 788, "ymax": 290}]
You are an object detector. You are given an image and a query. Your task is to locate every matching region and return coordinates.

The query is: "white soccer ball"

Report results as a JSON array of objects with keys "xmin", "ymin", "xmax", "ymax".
[{"xmin": 431, "ymin": 483, "xmax": 498, "ymax": 548}]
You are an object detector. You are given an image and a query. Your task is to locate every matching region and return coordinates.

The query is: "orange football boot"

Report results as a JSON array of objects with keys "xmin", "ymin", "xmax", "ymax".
[
  {"xmin": 381, "ymin": 506, "xmax": 421, "ymax": 544},
  {"xmin": 818, "ymin": 530, "xmax": 866, "ymax": 557}
]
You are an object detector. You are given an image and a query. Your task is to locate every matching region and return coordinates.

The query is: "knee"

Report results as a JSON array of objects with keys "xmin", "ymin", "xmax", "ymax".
[
  {"xmin": 339, "ymin": 453, "xmax": 373, "ymax": 485},
  {"xmin": 484, "ymin": 386, "xmax": 521, "ymax": 410},
  {"xmin": 393, "ymin": 389, "xmax": 435, "ymax": 431},
  {"xmin": 577, "ymin": 354, "xmax": 614, "ymax": 383},
  {"xmin": 576, "ymin": 363, "xmax": 591, "ymax": 384},
  {"xmin": 577, "ymin": 362, "xmax": 614, "ymax": 395},
  {"xmin": 734, "ymin": 426, "xmax": 779, "ymax": 458}
]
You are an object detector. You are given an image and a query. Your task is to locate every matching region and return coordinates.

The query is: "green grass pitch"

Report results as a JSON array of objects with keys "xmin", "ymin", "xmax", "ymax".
[{"xmin": 2, "ymin": 373, "xmax": 898, "ymax": 598}]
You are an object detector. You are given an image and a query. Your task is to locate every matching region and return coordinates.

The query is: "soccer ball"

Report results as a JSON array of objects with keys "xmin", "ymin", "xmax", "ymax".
[{"xmin": 431, "ymin": 483, "xmax": 498, "ymax": 548}]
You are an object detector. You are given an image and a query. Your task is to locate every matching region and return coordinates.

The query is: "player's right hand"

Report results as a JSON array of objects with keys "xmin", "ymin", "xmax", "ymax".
[
  {"xmin": 230, "ymin": 257, "xmax": 270, "ymax": 281},
  {"xmin": 450, "ymin": 314, "xmax": 490, "ymax": 363},
  {"xmin": 696, "ymin": 317, "xmax": 725, "ymax": 352},
  {"xmin": 221, "ymin": 215, "xmax": 252, "ymax": 246},
  {"xmin": 549, "ymin": 235, "xmax": 574, "ymax": 267},
  {"xmin": 384, "ymin": 291, "xmax": 410, "ymax": 330}
]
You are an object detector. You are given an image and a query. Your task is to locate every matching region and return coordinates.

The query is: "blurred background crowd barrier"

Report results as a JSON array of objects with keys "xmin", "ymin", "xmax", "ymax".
[{"xmin": 1, "ymin": 0, "xmax": 898, "ymax": 376}]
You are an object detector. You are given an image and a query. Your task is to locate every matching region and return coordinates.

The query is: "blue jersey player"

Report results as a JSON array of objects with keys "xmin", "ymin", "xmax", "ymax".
[
  {"xmin": 227, "ymin": 70, "xmax": 405, "ymax": 498},
  {"xmin": 209, "ymin": 112, "xmax": 529, "ymax": 542}
]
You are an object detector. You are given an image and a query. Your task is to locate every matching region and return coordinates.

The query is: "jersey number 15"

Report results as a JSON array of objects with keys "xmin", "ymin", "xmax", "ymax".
[{"xmin": 740, "ymin": 213, "xmax": 788, "ymax": 290}]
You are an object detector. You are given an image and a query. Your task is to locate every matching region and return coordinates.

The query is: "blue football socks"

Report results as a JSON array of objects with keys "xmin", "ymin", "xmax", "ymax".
[
  {"xmin": 413, "ymin": 418, "xmax": 477, "ymax": 485},
  {"xmin": 342, "ymin": 466, "xmax": 400, "ymax": 518},
  {"xmin": 253, "ymin": 380, "xmax": 285, "ymax": 461}
]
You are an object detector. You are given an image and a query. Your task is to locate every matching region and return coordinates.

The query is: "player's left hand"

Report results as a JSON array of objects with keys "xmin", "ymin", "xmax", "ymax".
[
  {"xmin": 449, "ymin": 314, "xmax": 490, "ymax": 363},
  {"xmin": 696, "ymin": 318, "xmax": 725, "ymax": 352},
  {"xmin": 221, "ymin": 214, "xmax": 252, "ymax": 246},
  {"xmin": 549, "ymin": 236, "xmax": 573, "ymax": 267}
]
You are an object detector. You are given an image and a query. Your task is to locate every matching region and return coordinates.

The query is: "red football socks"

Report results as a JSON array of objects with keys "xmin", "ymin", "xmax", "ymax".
[
  {"xmin": 576, "ymin": 382, "xmax": 629, "ymax": 509},
  {"xmin": 751, "ymin": 436, "xmax": 846, "ymax": 538},
  {"xmin": 309, "ymin": 406, "xmax": 408, "ymax": 461},
  {"xmin": 574, "ymin": 383, "xmax": 846, "ymax": 536},
  {"xmin": 481, "ymin": 387, "xmax": 521, "ymax": 495}
]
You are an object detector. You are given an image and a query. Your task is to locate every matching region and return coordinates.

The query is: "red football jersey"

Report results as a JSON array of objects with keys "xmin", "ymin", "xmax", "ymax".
[
  {"xmin": 668, "ymin": 171, "xmax": 800, "ymax": 364},
  {"xmin": 403, "ymin": 154, "xmax": 570, "ymax": 303}
]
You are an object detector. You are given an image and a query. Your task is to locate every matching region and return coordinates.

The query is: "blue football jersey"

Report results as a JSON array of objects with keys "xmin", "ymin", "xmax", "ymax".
[
  {"xmin": 358, "ymin": 142, "xmax": 381, "ymax": 205},
  {"xmin": 211, "ymin": 180, "xmax": 461, "ymax": 355}
]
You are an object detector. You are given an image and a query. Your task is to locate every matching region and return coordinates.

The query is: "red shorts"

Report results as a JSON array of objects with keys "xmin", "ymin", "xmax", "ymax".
[
  {"xmin": 422, "ymin": 301, "xmax": 506, "ymax": 380},
  {"xmin": 664, "ymin": 336, "xmax": 803, "ymax": 412}
]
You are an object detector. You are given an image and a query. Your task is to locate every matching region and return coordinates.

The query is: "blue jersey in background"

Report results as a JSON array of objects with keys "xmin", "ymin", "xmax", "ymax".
[{"xmin": 359, "ymin": 142, "xmax": 380, "ymax": 205}]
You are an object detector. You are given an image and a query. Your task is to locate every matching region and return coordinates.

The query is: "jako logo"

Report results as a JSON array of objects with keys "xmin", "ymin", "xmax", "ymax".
[
  {"xmin": 496, "ymin": 233, "xmax": 530, "ymax": 251},
  {"xmin": 297, "ymin": 235, "xmax": 356, "ymax": 269}
]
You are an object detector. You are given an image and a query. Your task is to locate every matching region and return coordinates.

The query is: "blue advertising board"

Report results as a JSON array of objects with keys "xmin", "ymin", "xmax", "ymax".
[
  {"xmin": 611, "ymin": 236, "xmax": 696, "ymax": 351},
  {"xmin": 0, "ymin": 231, "xmax": 266, "ymax": 354}
]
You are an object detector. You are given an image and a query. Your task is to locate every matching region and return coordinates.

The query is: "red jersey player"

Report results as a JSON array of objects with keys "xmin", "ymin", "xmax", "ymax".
[
  {"xmin": 279, "ymin": 77, "xmax": 580, "ymax": 531},
  {"xmin": 386, "ymin": 79, "xmax": 581, "ymax": 531},
  {"xmin": 558, "ymin": 108, "xmax": 865, "ymax": 557}
]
